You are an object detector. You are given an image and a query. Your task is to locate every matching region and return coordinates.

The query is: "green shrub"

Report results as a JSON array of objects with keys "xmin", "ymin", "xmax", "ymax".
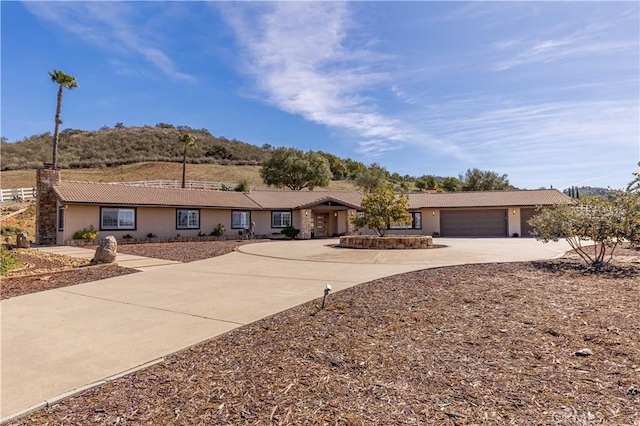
[
  {"xmin": 234, "ymin": 179, "xmax": 249, "ymax": 192},
  {"xmin": 0, "ymin": 245, "xmax": 22, "ymax": 275},
  {"xmin": 72, "ymin": 225, "xmax": 98, "ymax": 241},
  {"xmin": 146, "ymin": 233, "xmax": 158, "ymax": 238},
  {"xmin": 281, "ymin": 226, "xmax": 300, "ymax": 240},
  {"xmin": 210, "ymin": 223, "xmax": 225, "ymax": 237}
]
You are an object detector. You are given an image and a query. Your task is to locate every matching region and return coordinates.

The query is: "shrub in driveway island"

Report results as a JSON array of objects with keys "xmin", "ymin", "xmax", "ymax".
[{"xmin": 528, "ymin": 191, "xmax": 640, "ymax": 267}]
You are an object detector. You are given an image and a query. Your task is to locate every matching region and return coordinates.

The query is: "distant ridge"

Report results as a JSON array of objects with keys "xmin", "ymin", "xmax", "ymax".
[{"xmin": 1, "ymin": 124, "xmax": 267, "ymax": 171}]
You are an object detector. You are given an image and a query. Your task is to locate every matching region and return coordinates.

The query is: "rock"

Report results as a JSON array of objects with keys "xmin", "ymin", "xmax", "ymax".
[
  {"xmin": 92, "ymin": 236, "xmax": 117, "ymax": 264},
  {"xmin": 16, "ymin": 232, "xmax": 30, "ymax": 248},
  {"xmin": 575, "ymin": 348, "xmax": 593, "ymax": 357}
]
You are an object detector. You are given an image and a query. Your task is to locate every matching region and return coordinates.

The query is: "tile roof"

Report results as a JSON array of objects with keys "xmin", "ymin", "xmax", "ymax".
[
  {"xmin": 247, "ymin": 190, "xmax": 363, "ymax": 209},
  {"xmin": 54, "ymin": 182, "xmax": 261, "ymax": 209},
  {"xmin": 407, "ymin": 189, "xmax": 569, "ymax": 209},
  {"xmin": 54, "ymin": 182, "xmax": 569, "ymax": 210}
]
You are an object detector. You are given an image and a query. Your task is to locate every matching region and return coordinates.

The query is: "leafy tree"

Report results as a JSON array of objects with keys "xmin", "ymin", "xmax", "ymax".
[
  {"xmin": 344, "ymin": 158, "xmax": 367, "ymax": 179},
  {"xmin": 440, "ymin": 176, "xmax": 462, "ymax": 192},
  {"xmin": 49, "ymin": 70, "xmax": 78, "ymax": 169},
  {"xmin": 415, "ymin": 179, "xmax": 428, "ymax": 191},
  {"xmin": 627, "ymin": 161, "xmax": 640, "ymax": 193},
  {"xmin": 528, "ymin": 192, "xmax": 640, "ymax": 267},
  {"xmin": 178, "ymin": 132, "xmax": 196, "ymax": 188},
  {"xmin": 459, "ymin": 168, "xmax": 512, "ymax": 191},
  {"xmin": 260, "ymin": 147, "xmax": 331, "ymax": 190},
  {"xmin": 355, "ymin": 163, "xmax": 390, "ymax": 192},
  {"xmin": 317, "ymin": 151, "xmax": 348, "ymax": 180},
  {"xmin": 351, "ymin": 187, "xmax": 412, "ymax": 236}
]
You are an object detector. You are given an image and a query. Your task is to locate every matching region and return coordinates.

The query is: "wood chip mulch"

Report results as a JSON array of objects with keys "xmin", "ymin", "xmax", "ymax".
[
  {"xmin": 8, "ymin": 259, "xmax": 639, "ymax": 425},
  {"xmin": 112, "ymin": 239, "xmax": 271, "ymax": 262},
  {"xmin": 1, "ymin": 261, "xmax": 138, "ymax": 300}
]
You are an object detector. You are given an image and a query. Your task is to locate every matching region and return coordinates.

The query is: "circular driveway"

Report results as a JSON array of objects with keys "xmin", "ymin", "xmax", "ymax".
[{"xmin": 237, "ymin": 237, "xmax": 573, "ymax": 267}]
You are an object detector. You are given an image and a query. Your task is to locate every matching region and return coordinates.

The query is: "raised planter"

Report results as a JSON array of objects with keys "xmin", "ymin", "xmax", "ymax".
[{"xmin": 339, "ymin": 235, "xmax": 434, "ymax": 249}]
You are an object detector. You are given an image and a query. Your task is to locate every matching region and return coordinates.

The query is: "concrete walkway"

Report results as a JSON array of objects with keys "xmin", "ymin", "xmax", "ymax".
[{"xmin": 1, "ymin": 238, "xmax": 572, "ymax": 422}]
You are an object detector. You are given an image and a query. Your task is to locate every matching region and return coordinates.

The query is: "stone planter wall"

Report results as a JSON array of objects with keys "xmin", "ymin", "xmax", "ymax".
[{"xmin": 339, "ymin": 235, "xmax": 433, "ymax": 249}]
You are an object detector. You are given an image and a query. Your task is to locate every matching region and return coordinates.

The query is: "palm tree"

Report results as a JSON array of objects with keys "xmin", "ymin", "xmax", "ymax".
[
  {"xmin": 49, "ymin": 70, "xmax": 78, "ymax": 169},
  {"xmin": 179, "ymin": 132, "xmax": 196, "ymax": 188}
]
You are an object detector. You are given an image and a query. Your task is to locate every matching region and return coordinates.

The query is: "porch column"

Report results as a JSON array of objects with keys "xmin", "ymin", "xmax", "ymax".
[
  {"xmin": 346, "ymin": 209, "xmax": 357, "ymax": 235},
  {"xmin": 299, "ymin": 209, "xmax": 312, "ymax": 239}
]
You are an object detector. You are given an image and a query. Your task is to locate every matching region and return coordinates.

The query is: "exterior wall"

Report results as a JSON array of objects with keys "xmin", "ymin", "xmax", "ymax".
[
  {"xmin": 336, "ymin": 211, "xmax": 347, "ymax": 234},
  {"xmin": 59, "ymin": 204, "xmax": 100, "ymax": 245},
  {"xmin": 201, "ymin": 210, "xmax": 232, "ymax": 237},
  {"xmin": 423, "ymin": 208, "xmax": 440, "ymax": 236},
  {"xmin": 508, "ymin": 208, "xmax": 521, "ymax": 237},
  {"xmin": 251, "ymin": 210, "xmax": 275, "ymax": 236},
  {"xmin": 62, "ymin": 205, "xmax": 249, "ymax": 243}
]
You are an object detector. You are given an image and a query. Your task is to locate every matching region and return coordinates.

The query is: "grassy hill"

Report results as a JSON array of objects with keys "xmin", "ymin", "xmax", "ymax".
[
  {"xmin": 0, "ymin": 162, "xmax": 358, "ymax": 191},
  {"xmin": 1, "ymin": 125, "xmax": 267, "ymax": 171}
]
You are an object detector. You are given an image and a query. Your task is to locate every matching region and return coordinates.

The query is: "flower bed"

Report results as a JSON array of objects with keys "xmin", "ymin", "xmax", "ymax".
[{"xmin": 339, "ymin": 235, "xmax": 433, "ymax": 249}]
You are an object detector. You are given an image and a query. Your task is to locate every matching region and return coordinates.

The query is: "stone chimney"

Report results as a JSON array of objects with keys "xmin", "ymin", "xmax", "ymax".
[{"xmin": 36, "ymin": 168, "xmax": 61, "ymax": 245}]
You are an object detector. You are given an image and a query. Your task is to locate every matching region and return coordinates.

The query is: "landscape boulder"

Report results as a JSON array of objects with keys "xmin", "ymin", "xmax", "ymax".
[
  {"xmin": 92, "ymin": 236, "xmax": 117, "ymax": 264},
  {"xmin": 16, "ymin": 232, "xmax": 30, "ymax": 248}
]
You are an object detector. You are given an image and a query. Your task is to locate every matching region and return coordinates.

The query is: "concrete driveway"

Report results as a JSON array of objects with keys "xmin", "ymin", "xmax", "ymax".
[{"xmin": 1, "ymin": 238, "xmax": 572, "ymax": 422}]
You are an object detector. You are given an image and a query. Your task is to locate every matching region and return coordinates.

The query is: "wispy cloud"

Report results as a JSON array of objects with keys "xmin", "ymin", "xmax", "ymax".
[
  {"xmin": 218, "ymin": 2, "xmax": 466, "ymax": 160},
  {"xmin": 492, "ymin": 16, "xmax": 639, "ymax": 71},
  {"xmin": 23, "ymin": 1, "xmax": 196, "ymax": 83},
  {"xmin": 418, "ymin": 95, "xmax": 638, "ymax": 188}
]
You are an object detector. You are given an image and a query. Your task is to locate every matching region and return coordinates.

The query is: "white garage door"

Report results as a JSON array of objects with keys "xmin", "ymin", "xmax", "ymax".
[{"xmin": 441, "ymin": 210, "xmax": 507, "ymax": 237}]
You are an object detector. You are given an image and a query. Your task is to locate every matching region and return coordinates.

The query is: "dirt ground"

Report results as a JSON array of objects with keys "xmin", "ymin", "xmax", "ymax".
[
  {"xmin": 5, "ymin": 244, "xmax": 639, "ymax": 425},
  {"xmin": 113, "ymin": 239, "xmax": 270, "ymax": 262}
]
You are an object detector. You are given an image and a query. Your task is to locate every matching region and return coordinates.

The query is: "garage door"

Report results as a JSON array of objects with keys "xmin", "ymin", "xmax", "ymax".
[
  {"xmin": 520, "ymin": 208, "xmax": 539, "ymax": 237},
  {"xmin": 440, "ymin": 210, "xmax": 507, "ymax": 237}
]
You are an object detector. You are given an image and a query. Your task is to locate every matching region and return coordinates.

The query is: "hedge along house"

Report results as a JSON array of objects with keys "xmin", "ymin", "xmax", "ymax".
[{"xmin": 35, "ymin": 169, "xmax": 569, "ymax": 245}]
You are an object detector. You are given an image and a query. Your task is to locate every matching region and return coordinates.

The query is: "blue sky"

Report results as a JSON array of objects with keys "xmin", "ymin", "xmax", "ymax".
[{"xmin": 2, "ymin": 1, "xmax": 638, "ymax": 190}]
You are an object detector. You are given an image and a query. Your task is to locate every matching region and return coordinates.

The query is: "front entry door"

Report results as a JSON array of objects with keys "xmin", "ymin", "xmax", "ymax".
[{"xmin": 315, "ymin": 213, "xmax": 329, "ymax": 238}]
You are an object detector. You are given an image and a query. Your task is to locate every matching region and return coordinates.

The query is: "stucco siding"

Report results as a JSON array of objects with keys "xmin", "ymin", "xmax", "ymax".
[
  {"xmin": 201, "ymin": 210, "xmax": 233, "ymax": 237},
  {"xmin": 63, "ymin": 205, "xmax": 101, "ymax": 243},
  {"xmin": 508, "ymin": 208, "xmax": 522, "ymax": 237},
  {"xmin": 423, "ymin": 209, "xmax": 440, "ymax": 236}
]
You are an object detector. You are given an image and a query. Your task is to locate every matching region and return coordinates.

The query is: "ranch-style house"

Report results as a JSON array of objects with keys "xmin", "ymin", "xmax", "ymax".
[{"xmin": 35, "ymin": 169, "xmax": 569, "ymax": 245}]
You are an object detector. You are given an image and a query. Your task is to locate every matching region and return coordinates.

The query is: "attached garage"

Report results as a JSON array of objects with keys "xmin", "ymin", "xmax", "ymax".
[
  {"xmin": 520, "ymin": 208, "xmax": 539, "ymax": 237},
  {"xmin": 440, "ymin": 209, "xmax": 507, "ymax": 237}
]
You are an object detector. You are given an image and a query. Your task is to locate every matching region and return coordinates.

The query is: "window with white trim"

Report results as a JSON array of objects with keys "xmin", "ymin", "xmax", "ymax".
[
  {"xmin": 101, "ymin": 208, "xmax": 135, "ymax": 230},
  {"xmin": 271, "ymin": 211, "xmax": 292, "ymax": 228},
  {"xmin": 389, "ymin": 212, "xmax": 422, "ymax": 230},
  {"xmin": 177, "ymin": 209, "xmax": 200, "ymax": 229},
  {"xmin": 231, "ymin": 211, "xmax": 251, "ymax": 229}
]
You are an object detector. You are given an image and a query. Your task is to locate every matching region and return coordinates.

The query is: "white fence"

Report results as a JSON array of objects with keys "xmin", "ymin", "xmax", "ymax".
[
  {"xmin": 1, "ymin": 187, "xmax": 35, "ymax": 203},
  {"xmin": 0, "ymin": 180, "xmax": 236, "ymax": 203},
  {"xmin": 114, "ymin": 180, "xmax": 237, "ymax": 190}
]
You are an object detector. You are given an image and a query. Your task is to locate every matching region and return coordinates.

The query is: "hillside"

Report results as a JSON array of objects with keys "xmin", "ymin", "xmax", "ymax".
[
  {"xmin": 0, "ymin": 162, "xmax": 358, "ymax": 191},
  {"xmin": 1, "ymin": 125, "xmax": 267, "ymax": 171}
]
